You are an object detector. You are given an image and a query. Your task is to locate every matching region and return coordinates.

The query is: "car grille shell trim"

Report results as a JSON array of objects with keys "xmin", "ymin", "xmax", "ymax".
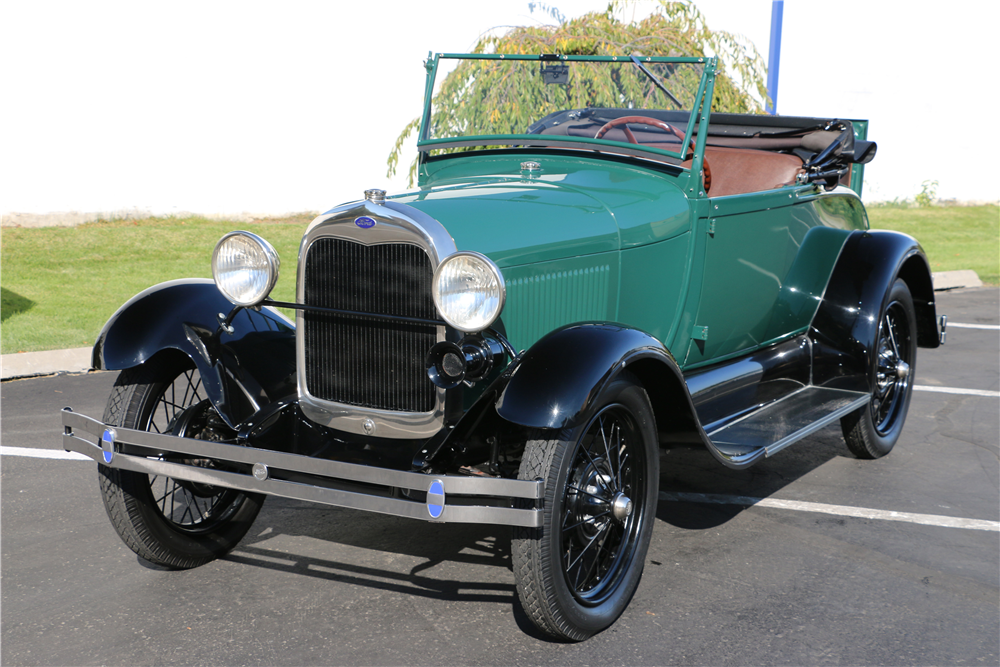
[{"xmin": 295, "ymin": 200, "xmax": 457, "ymax": 438}]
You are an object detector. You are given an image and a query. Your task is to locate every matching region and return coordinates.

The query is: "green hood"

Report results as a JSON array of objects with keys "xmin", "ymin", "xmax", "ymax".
[{"xmin": 392, "ymin": 153, "xmax": 691, "ymax": 268}]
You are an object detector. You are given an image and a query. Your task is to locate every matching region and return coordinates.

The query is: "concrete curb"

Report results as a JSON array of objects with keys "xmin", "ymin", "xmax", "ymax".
[
  {"xmin": 1, "ymin": 347, "xmax": 94, "ymax": 381},
  {"xmin": 1, "ymin": 271, "xmax": 989, "ymax": 381},
  {"xmin": 932, "ymin": 270, "xmax": 983, "ymax": 290}
]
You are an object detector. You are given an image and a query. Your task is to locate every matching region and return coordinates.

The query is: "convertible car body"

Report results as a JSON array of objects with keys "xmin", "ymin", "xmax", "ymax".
[{"xmin": 62, "ymin": 54, "xmax": 944, "ymax": 640}]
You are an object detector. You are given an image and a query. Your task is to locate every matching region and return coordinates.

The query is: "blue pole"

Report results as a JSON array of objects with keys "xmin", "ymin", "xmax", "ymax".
[{"xmin": 766, "ymin": 0, "xmax": 783, "ymax": 115}]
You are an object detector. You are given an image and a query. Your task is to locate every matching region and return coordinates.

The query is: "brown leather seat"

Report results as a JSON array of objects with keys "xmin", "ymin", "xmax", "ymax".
[
  {"xmin": 664, "ymin": 144, "xmax": 803, "ymax": 197},
  {"xmin": 556, "ymin": 122, "xmax": 807, "ymax": 197},
  {"xmin": 700, "ymin": 146, "xmax": 804, "ymax": 197}
]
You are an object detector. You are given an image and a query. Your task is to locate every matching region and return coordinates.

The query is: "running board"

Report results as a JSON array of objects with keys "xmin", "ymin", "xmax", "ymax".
[{"xmin": 706, "ymin": 387, "xmax": 869, "ymax": 466}]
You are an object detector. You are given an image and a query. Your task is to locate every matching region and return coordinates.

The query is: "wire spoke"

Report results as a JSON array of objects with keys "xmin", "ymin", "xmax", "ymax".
[
  {"xmin": 164, "ymin": 480, "xmax": 176, "ymax": 516},
  {"xmin": 886, "ymin": 311, "xmax": 900, "ymax": 357},
  {"xmin": 576, "ymin": 438, "xmax": 603, "ymax": 474},
  {"xmin": 598, "ymin": 416, "xmax": 614, "ymax": 477},
  {"xmin": 567, "ymin": 484, "xmax": 610, "ymax": 503},
  {"xmin": 565, "ymin": 521, "xmax": 611, "ymax": 572},
  {"xmin": 871, "ymin": 395, "xmax": 883, "ymax": 423},
  {"xmin": 137, "ymin": 367, "xmax": 236, "ymax": 530},
  {"xmin": 577, "ymin": 524, "xmax": 615, "ymax": 592},
  {"xmin": 596, "ymin": 522, "xmax": 621, "ymax": 572},
  {"xmin": 615, "ymin": 423, "xmax": 624, "ymax": 489},
  {"xmin": 195, "ymin": 495, "xmax": 209, "ymax": 520},
  {"xmin": 179, "ymin": 494, "xmax": 195, "ymax": 524},
  {"xmin": 568, "ymin": 542, "xmax": 585, "ymax": 591},
  {"xmin": 616, "ymin": 451, "xmax": 629, "ymax": 494},
  {"xmin": 562, "ymin": 510, "xmax": 612, "ymax": 533},
  {"xmin": 879, "ymin": 383, "xmax": 896, "ymax": 424},
  {"xmin": 559, "ymin": 401, "xmax": 649, "ymax": 603}
]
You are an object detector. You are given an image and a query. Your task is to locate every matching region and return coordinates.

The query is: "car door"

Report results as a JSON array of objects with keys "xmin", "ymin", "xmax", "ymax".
[{"xmin": 683, "ymin": 190, "xmax": 865, "ymax": 366}]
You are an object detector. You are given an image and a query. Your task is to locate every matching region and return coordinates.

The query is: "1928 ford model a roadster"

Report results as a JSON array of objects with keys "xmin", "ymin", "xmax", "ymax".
[{"xmin": 62, "ymin": 54, "xmax": 944, "ymax": 641}]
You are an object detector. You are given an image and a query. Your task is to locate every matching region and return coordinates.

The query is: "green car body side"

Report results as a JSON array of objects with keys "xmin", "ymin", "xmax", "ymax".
[{"xmin": 395, "ymin": 150, "xmax": 867, "ymax": 370}]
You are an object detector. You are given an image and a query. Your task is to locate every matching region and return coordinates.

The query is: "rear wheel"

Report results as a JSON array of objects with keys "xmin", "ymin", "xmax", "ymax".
[
  {"xmin": 513, "ymin": 375, "xmax": 658, "ymax": 641},
  {"xmin": 841, "ymin": 278, "xmax": 917, "ymax": 458},
  {"xmin": 99, "ymin": 355, "xmax": 264, "ymax": 568}
]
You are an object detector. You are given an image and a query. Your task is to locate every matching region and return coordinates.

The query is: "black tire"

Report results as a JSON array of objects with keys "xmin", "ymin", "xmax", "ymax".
[
  {"xmin": 512, "ymin": 374, "xmax": 659, "ymax": 641},
  {"xmin": 99, "ymin": 355, "xmax": 264, "ymax": 569},
  {"xmin": 841, "ymin": 278, "xmax": 917, "ymax": 459}
]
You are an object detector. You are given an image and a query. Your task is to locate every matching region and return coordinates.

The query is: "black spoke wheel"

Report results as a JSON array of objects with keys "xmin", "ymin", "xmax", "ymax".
[
  {"xmin": 98, "ymin": 354, "xmax": 264, "ymax": 568},
  {"xmin": 513, "ymin": 374, "xmax": 658, "ymax": 641},
  {"xmin": 841, "ymin": 278, "xmax": 917, "ymax": 458}
]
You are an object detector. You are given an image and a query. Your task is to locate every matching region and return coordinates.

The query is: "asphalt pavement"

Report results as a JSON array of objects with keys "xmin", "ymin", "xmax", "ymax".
[{"xmin": 2, "ymin": 287, "xmax": 997, "ymax": 665}]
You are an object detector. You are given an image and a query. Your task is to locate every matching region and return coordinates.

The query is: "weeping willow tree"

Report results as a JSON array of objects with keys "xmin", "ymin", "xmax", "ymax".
[{"xmin": 387, "ymin": 0, "xmax": 768, "ymax": 185}]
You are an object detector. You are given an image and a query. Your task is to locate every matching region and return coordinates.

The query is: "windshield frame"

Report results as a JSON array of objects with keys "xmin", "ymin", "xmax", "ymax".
[{"xmin": 417, "ymin": 53, "xmax": 718, "ymax": 173}]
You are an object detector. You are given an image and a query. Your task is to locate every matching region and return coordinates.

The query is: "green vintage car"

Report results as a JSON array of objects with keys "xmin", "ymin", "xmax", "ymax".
[{"xmin": 63, "ymin": 54, "xmax": 944, "ymax": 640}]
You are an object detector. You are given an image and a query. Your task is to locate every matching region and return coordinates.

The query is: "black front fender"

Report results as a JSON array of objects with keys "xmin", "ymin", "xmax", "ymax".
[
  {"xmin": 94, "ymin": 279, "xmax": 297, "ymax": 428},
  {"xmin": 421, "ymin": 323, "xmax": 751, "ymax": 471},
  {"xmin": 495, "ymin": 323, "xmax": 687, "ymax": 430}
]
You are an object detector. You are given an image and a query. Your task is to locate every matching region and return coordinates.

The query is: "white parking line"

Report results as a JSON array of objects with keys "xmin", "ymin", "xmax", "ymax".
[
  {"xmin": 1, "ymin": 446, "xmax": 90, "ymax": 461},
  {"xmin": 947, "ymin": 322, "xmax": 1000, "ymax": 330},
  {"xmin": 5, "ymin": 446, "xmax": 995, "ymax": 532},
  {"xmin": 660, "ymin": 492, "xmax": 1000, "ymax": 532},
  {"xmin": 914, "ymin": 385, "xmax": 1000, "ymax": 398}
]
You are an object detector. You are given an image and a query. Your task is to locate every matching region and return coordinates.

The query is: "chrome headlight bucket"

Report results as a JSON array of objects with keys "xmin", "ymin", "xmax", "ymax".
[
  {"xmin": 432, "ymin": 251, "xmax": 506, "ymax": 333},
  {"xmin": 211, "ymin": 231, "xmax": 280, "ymax": 307}
]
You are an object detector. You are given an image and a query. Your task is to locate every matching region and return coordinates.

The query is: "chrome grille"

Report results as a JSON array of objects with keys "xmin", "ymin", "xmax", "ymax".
[{"xmin": 303, "ymin": 238, "xmax": 437, "ymax": 412}]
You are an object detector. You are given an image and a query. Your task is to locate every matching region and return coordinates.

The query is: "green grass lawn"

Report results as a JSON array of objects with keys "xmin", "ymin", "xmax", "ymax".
[
  {"xmin": 2, "ymin": 205, "xmax": 997, "ymax": 354},
  {"xmin": 2, "ymin": 215, "xmax": 313, "ymax": 354},
  {"xmin": 868, "ymin": 204, "xmax": 999, "ymax": 285}
]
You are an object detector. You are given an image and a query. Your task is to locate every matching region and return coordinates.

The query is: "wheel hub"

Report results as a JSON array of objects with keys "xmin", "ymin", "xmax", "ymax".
[
  {"xmin": 169, "ymin": 399, "xmax": 227, "ymax": 498},
  {"xmin": 876, "ymin": 338, "xmax": 899, "ymax": 394},
  {"xmin": 611, "ymin": 492, "xmax": 633, "ymax": 522},
  {"xmin": 569, "ymin": 462, "xmax": 615, "ymax": 539},
  {"xmin": 870, "ymin": 301, "xmax": 913, "ymax": 436}
]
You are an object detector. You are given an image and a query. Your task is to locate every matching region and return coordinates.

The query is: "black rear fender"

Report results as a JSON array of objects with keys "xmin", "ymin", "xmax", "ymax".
[
  {"xmin": 811, "ymin": 230, "xmax": 939, "ymax": 392},
  {"xmin": 93, "ymin": 279, "xmax": 297, "ymax": 429}
]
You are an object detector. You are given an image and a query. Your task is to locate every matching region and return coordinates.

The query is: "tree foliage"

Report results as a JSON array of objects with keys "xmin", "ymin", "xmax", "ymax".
[{"xmin": 387, "ymin": 1, "xmax": 768, "ymax": 185}]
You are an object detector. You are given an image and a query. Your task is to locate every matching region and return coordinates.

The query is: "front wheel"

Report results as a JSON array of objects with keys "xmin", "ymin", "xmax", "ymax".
[
  {"xmin": 841, "ymin": 278, "xmax": 918, "ymax": 458},
  {"xmin": 513, "ymin": 374, "xmax": 659, "ymax": 641},
  {"xmin": 98, "ymin": 355, "xmax": 264, "ymax": 569}
]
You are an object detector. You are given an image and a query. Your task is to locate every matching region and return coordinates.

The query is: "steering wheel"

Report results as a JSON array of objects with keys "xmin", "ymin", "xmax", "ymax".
[{"xmin": 595, "ymin": 116, "xmax": 712, "ymax": 193}]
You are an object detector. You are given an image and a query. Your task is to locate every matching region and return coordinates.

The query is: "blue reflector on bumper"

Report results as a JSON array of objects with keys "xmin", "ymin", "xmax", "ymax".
[
  {"xmin": 101, "ymin": 428, "xmax": 116, "ymax": 464},
  {"xmin": 427, "ymin": 479, "xmax": 445, "ymax": 518}
]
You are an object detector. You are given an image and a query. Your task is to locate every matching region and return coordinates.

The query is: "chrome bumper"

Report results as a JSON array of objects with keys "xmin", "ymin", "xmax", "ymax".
[{"xmin": 61, "ymin": 408, "xmax": 542, "ymax": 528}]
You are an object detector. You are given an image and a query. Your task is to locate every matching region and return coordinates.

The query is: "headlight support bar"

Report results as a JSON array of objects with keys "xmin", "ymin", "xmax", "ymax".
[{"xmin": 263, "ymin": 298, "xmax": 447, "ymax": 328}]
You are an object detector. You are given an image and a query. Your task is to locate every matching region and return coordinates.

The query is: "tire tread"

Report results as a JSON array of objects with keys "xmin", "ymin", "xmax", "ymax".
[
  {"xmin": 840, "ymin": 279, "xmax": 917, "ymax": 459},
  {"xmin": 512, "ymin": 374, "xmax": 658, "ymax": 641},
  {"xmin": 513, "ymin": 432, "xmax": 589, "ymax": 641},
  {"xmin": 98, "ymin": 358, "xmax": 260, "ymax": 569}
]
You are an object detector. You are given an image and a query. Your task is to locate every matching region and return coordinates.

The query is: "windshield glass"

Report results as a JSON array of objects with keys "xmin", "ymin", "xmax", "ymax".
[{"xmin": 419, "ymin": 54, "xmax": 712, "ymax": 162}]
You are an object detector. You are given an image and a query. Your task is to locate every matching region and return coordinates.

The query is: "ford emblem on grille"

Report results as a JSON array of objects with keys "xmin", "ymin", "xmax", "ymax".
[{"xmin": 354, "ymin": 216, "xmax": 377, "ymax": 229}]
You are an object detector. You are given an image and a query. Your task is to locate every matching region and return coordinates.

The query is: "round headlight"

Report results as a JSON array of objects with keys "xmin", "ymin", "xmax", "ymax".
[
  {"xmin": 432, "ymin": 251, "xmax": 506, "ymax": 333},
  {"xmin": 212, "ymin": 231, "xmax": 280, "ymax": 307}
]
